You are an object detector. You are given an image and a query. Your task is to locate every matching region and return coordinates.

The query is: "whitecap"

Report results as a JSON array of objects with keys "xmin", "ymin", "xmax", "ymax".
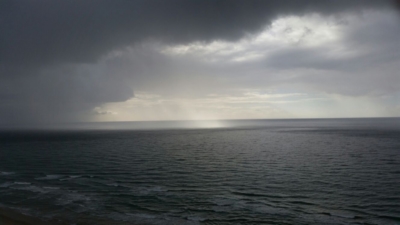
[
  {"xmin": 59, "ymin": 175, "xmax": 82, "ymax": 181},
  {"xmin": 0, "ymin": 171, "xmax": 15, "ymax": 175},
  {"xmin": 13, "ymin": 182, "xmax": 31, "ymax": 185},
  {"xmin": 55, "ymin": 193, "xmax": 90, "ymax": 205}
]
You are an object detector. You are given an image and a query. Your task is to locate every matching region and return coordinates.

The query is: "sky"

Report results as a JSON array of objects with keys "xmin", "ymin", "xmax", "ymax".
[{"xmin": 1, "ymin": 0, "xmax": 400, "ymax": 126}]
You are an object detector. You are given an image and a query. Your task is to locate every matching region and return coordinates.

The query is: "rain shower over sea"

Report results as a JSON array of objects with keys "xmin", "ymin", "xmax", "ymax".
[{"xmin": 0, "ymin": 118, "xmax": 399, "ymax": 225}]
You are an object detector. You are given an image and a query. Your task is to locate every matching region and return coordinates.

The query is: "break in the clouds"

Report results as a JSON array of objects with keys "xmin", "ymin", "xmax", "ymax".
[{"xmin": 0, "ymin": 0, "xmax": 399, "ymax": 126}]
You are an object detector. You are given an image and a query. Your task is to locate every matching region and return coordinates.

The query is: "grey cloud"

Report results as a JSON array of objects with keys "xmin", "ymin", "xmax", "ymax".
[
  {"xmin": 274, "ymin": 15, "xmax": 400, "ymax": 96},
  {"xmin": 1, "ymin": 0, "xmax": 394, "ymax": 65},
  {"xmin": 0, "ymin": 64, "xmax": 133, "ymax": 124},
  {"xmin": 0, "ymin": 0, "xmax": 397, "ymax": 125},
  {"xmin": 114, "ymin": 10, "xmax": 400, "ymax": 98}
]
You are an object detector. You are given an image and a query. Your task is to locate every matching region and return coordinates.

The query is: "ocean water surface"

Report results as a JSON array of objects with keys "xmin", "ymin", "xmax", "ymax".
[{"xmin": 0, "ymin": 118, "xmax": 399, "ymax": 224}]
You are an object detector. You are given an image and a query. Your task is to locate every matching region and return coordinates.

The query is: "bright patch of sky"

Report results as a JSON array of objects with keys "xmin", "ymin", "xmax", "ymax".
[
  {"xmin": 92, "ymin": 11, "xmax": 400, "ymax": 121},
  {"xmin": 162, "ymin": 13, "xmax": 347, "ymax": 63}
]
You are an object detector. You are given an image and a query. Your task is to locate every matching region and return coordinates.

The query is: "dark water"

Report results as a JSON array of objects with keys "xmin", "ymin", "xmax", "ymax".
[{"xmin": 0, "ymin": 118, "xmax": 399, "ymax": 225}]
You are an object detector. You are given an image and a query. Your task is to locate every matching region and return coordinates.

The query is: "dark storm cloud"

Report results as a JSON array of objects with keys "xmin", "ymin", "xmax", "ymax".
[
  {"xmin": 0, "ymin": 0, "xmax": 396, "ymax": 125},
  {"xmin": 1, "ymin": 0, "xmax": 393, "ymax": 65}
]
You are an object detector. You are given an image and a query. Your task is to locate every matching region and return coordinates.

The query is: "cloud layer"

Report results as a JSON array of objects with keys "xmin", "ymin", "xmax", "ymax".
[{"xmin": 0, "ymin": 0, "xmax": 398, "ymax": 126}]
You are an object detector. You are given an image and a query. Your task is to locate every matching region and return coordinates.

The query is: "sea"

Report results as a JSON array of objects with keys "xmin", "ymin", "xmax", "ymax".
[{"xmin": 0, "ymin": 118, "xmax": 399, "ymax": 225}]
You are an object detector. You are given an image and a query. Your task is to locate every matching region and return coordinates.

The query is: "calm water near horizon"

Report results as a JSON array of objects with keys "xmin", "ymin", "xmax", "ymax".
[{"xmin": 0, "ymin": 118, "xmax": 399, "ymax": 224}]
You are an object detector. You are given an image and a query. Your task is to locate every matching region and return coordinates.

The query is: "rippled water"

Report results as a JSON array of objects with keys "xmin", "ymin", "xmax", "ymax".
[{"xmin": 0, "ymin": 118, "xmax": 399, "ymax": 225}]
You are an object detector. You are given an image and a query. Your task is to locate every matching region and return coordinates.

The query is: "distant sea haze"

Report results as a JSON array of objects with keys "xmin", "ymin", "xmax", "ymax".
[
  {"xmin": 1, "ymin": 117, "xmax": 400, "ymax": 131},
  {"xmin": 0, "ymin": 118, "xmax": 399, "ymax": 224}
]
